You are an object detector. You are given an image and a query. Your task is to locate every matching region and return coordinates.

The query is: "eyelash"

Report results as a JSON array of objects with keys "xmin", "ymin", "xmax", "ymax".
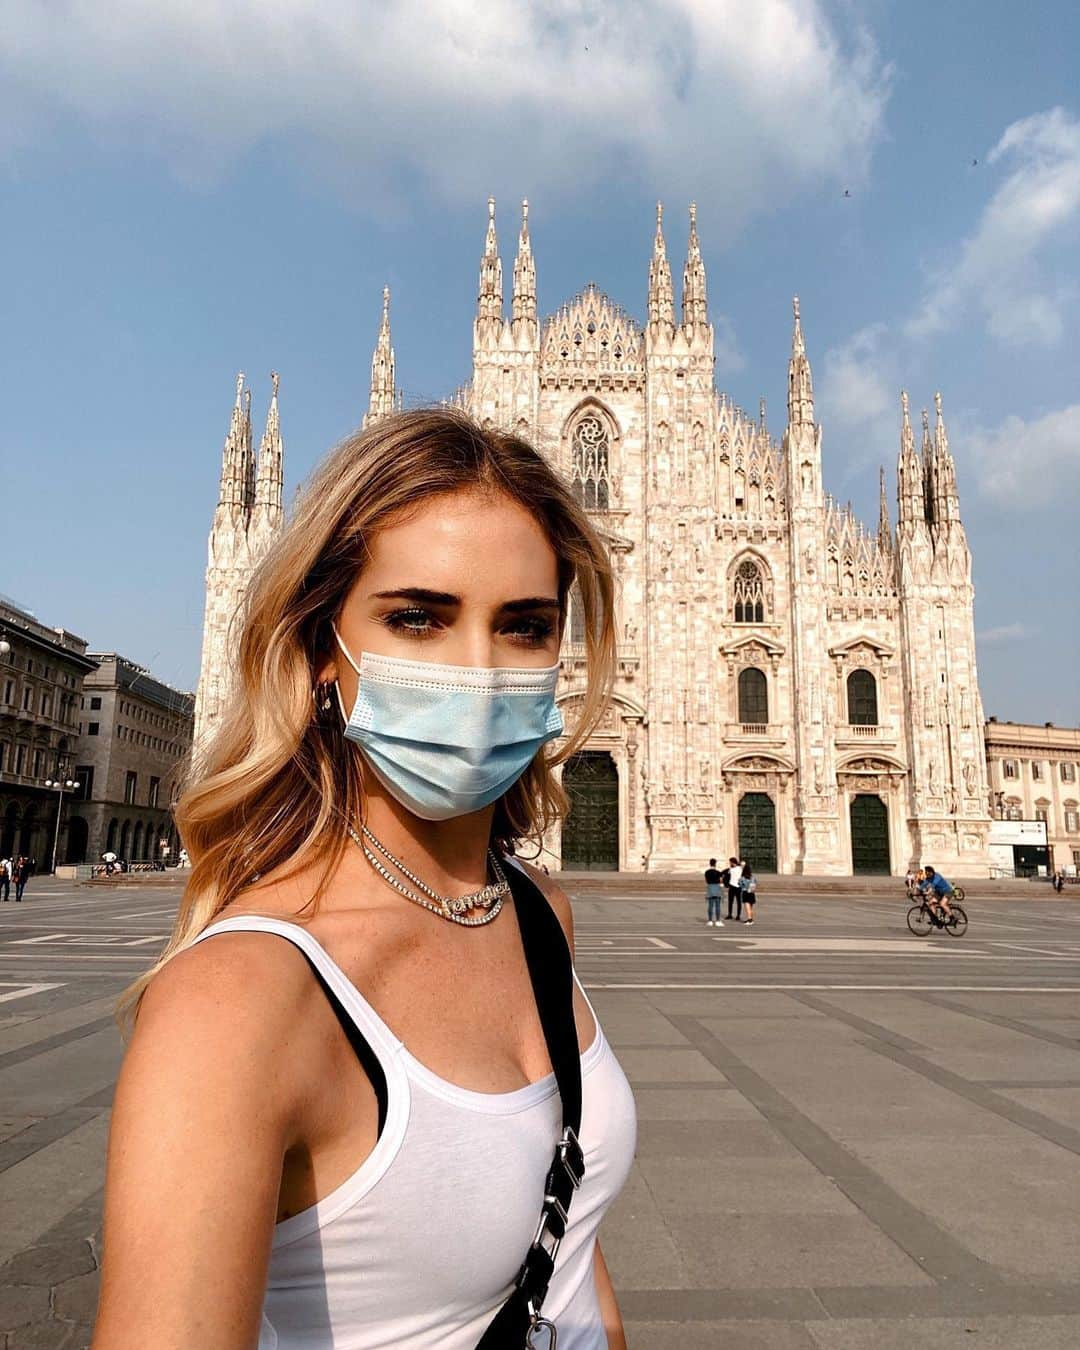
[{"xmin": 381, "ymin": 608, "xmax": 556, "ymax": 646}]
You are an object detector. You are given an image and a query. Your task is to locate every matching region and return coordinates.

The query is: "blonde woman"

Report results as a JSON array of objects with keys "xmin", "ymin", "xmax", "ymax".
[{"xmin": 92, "ymin": 411, "xmax": 637, "ymax": 1349}]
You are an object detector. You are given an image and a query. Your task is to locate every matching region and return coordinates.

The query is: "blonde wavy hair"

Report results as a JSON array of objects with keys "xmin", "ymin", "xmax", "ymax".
[{"xmin": 117, "ymin": 408, "xmax": 616, "ymax": 1032}]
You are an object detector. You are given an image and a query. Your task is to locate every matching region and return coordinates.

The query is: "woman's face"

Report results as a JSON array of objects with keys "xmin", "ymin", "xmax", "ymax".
[{"xmin": 323, "ymin": 487, "xmax": 562, "ymax": 702}]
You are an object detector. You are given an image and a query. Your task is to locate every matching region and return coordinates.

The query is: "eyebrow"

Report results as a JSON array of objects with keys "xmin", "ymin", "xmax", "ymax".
[{"xmin": 369, "ymin": 587, "xmax": 560, "ymax": 613}]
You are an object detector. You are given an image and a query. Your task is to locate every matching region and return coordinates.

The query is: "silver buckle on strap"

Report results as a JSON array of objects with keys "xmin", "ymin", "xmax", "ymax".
[
  {"xmin": 556, "ymin": 1125, "xmax": 584, "ymax": 1188},
  {"xmin": 526, "ymin": 1301, "xmax": 558, "ymax": 1349}
]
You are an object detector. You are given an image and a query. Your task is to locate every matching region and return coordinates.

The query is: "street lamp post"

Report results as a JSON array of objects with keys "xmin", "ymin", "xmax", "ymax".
[{"xmin": 44, "ymin": 778, "xmax": 80, "ymax": 874}]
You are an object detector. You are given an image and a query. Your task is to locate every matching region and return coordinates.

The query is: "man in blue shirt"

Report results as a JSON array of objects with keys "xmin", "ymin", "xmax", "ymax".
[{"xmin": 919, "ymin": 865, "xmax": 954, "ymax": 922}]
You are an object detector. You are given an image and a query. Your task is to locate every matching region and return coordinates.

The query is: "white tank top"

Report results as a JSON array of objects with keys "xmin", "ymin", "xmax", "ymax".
[{"xmin": 191, "ymin": 908, "xmax": 637, "ymax": 1349}]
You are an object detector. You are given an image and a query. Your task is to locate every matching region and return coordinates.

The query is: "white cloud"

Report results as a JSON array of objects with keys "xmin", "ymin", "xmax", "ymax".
[
  {"xmin": 712, "ymin": 314, "xmax": 745, "ymax": 376},
  {"xmin": 907, "ymin": 107, "xmax": 1080, "ymax": 346},
  {"xmin": 820, "ymin": 323, "xmax": 894, "ymax": 428},
  {"xmin": 0, "ymin": 1, "xmax": 889, "ymax": 226},
  {"xmin": 964, "ymin": 403, "xmax": 1080, "ymax": 508},
  {"xmin": 977, "ymin": 623, "xmax": 1029, "ymax": 644}
]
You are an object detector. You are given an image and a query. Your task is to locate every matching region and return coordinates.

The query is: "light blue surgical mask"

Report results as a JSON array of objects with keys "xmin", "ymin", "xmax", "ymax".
[{"xmin": 332, "ymin": 628, "xmax": 563, "ymax": 821}]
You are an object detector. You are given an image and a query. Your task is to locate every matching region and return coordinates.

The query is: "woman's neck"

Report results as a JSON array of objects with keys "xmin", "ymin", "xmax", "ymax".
[{"xmin": 361, "ymin": 787, "xmax": 496, "ymax": 894}]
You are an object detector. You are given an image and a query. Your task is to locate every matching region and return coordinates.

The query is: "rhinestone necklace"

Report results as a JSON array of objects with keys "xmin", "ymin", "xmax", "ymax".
[{"xmin": 347, "ymin": 824, "xmax": 508, "ymax": 926}]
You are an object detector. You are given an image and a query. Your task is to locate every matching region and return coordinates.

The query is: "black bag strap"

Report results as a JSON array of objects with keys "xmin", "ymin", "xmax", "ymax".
[{"xmin": 476, "ymin": 858, "xmax": 585, "ymax": 1349}]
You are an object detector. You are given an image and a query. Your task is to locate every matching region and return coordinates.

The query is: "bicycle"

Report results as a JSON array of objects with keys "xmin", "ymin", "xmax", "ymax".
[
  {"xmin": 904, "ymin": 879, "xmax": 965, "ymax": 904},
  {"xmin": 907, "ymin": 895, "xmax": 968, "ymax": 937}
]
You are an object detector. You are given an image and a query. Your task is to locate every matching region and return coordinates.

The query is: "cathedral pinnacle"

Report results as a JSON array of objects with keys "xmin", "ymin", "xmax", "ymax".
[
  {"xmin": 218, "ymin": 372, "xmax": 255, "ymax": 513},
  {"xmin": 900, "ymin": 389, "xmax": 914, "ymax": 455},
  {"xmin": 681, "ymin": 202, "xmax": 709, "ymax": 329},
  {"xmin": 878, "ymin": 465, "xmax": 891, "ymax": 549},
  {"xmin": 647, "ymin": 201, "xmax": 674, "ymax": 328},
  {"xmin": 932, "ymin": 390, "xmax": 961, "ymax": 522},
  {"xmin": 365, "ymin": 286, "xmax": 396, "ymax": 427},
  {"xmin": 254, "ymin": 371, "xmax": 284, "ymax": 522},
  {"xmin": 511, "ymin": 197, "xmax": 537, "ymax": 330},
  {"xmin": 787, "ymin": 296, "xmax": 814, "ymax": 426},
  {"xmin": 934, "ymin": 390, "xmax": 948, "ymax": 453},
  {"xmin": 477, "ymin": 196, "xmax": 503, "ymax": 328}
]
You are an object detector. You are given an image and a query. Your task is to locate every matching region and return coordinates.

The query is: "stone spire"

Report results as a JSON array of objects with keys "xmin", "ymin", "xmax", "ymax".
[
  {"xmin": 921, "ymin": 404, "xmax": 935, "ymax": 525},
  {"xmin": 787, "ymin": 297, "xmax": 814, "ymax": 427},
  {"xmin": 877, "ymin": 465, "xmax": 891, "ymax": 549},
  {"xmin": 932, "ymin": 390, "xmax": 961, "ymax": 522},
  {"xmin": 477, "ymin": 196, "xmax": 503, "ymax": 329},
  {"xmin": 681, "ymin": 202, "xmax": 708, "ymax": 328},
  {"xmin": 759, "ymin": 397, "xmax": 768, "ymax": 439},
  {"xmin": 511, "ymin": 198, "xmax": 537, "ymax": 333},
  {"xmin": 896, "ymin": 390, "xmax": 924, "ymax": 528},
  {"xmin": 218, "ymin": 372, "xmax": 254, "ymax": 514},
  {"xmin": 647, "ymin": 202, "xmax": 674, "ymax": 329},
  {"xmin": 253, "ymin": 371, "xmax": 284, "ymax": 524},
  {"xmin": 365, "ymin": 286, "xmax": 396, "ymax": 427}
]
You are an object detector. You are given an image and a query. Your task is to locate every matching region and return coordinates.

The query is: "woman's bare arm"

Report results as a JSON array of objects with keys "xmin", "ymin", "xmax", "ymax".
[
  {"xmin": 594, "ymin": 1241, "xmax": 628, "ymax": 1348},
  {"xmin": 92, "ymin": 934, "xmax": 310, "ymax": 1349}
]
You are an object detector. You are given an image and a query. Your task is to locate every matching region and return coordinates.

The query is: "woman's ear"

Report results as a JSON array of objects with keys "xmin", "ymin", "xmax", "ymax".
[{"xmin": 314, "ymin": 654, "xmax": 338, "ymax": 685}]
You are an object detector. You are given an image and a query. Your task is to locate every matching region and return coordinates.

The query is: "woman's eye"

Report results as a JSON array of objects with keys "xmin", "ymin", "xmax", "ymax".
[
  {"xmin": 383, "ymin": 608, "xmax": 439, "ymax": 634},
  {"xmin": 507, "ymin": 618, "xmax": 556, "ymax": 645}
]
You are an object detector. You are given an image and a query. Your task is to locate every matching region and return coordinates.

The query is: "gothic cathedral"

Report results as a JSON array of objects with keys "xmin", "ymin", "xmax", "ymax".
[{"xmin": 195, "ymin": 199, "xmax": 992, "ymax": 875}]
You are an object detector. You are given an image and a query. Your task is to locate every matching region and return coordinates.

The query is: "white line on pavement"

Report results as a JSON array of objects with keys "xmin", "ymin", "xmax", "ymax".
[
  {"xmin": 584, "ymin": 983, "xmax": 1080, "ymax": 992},
  {"xmin": 0, "ymin": 982, "xmax": 65, "ymax": 1003}
]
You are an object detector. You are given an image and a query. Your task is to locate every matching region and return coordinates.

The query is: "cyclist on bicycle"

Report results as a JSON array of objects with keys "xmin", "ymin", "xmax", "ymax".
[{"xmin": 918, "ymin": 865, "xmax": 954, "ymax": 922}]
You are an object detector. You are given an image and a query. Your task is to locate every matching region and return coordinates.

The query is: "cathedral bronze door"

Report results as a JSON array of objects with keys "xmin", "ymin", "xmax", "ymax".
[
  {"xmin": 561, "ymin": 752, "xmax": 619, "ymax": 871},
  {"xmin": 850, "ymin": 794, "xmax": 890, "ymax": 875},
  {"xmin": 738, "ymin": 792, "xmax": 777, "ymax": 873}
]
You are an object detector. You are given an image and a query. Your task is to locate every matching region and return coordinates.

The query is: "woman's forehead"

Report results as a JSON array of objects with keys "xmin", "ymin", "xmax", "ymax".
[{"xmin": 362, "ymin": 489, "xmax": 559, "ymax": 590}]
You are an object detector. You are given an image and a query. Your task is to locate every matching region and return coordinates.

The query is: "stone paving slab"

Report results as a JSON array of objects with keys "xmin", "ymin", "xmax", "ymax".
[{"xmin": 2, "ymin": 882, "xmax": 1079, "ymax": 1346}]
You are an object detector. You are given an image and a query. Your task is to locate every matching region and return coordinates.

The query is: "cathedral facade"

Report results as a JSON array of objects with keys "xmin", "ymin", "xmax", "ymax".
[{"xmin": 195, "ymin": 199, "xmax": 992, "ymax": 875}]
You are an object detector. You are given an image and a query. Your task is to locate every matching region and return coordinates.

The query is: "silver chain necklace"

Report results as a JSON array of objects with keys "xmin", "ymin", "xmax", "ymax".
[{"xmin": 347, "ymin": 824, "xmax": 509, "ymax": 926}]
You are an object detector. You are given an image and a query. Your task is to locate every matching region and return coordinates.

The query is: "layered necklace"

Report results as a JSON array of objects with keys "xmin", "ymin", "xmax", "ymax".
[{"xmin": 348, "ymin": 822, "xmax": 509, "ymax": 926}]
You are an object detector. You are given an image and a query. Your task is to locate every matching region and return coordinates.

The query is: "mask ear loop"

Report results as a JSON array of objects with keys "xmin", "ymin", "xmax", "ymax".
[{"xmin": 329, "ymin": 621, "xmax": 361, "ymax": 729}]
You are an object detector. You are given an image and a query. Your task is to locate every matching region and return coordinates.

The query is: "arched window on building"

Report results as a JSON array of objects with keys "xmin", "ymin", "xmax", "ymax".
[
  {"xmin": 570, "ymin": 414, "xmax": 611, "ymax": 510},
  {"xmin": 738, "ymin": 667, "xmax": 769, "ymax": 726},
  {"xmin": 569, "ymin": 584, "xmax": 586, "ymax": 647},
  {"xmin": 847, "ymin": 669, "xmax": 879, "ymax": 726},
  {"xmin": 733, "ymin": 559, "xmax": 765, "ymax": 624},
  {"xmin": 567, "ymin": 582, "xmax": 602, "ymax": 649}
]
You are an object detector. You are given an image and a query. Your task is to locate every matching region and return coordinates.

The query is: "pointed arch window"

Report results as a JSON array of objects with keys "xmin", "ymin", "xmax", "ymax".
[
  {"xmin": 569, "ymin": 584, "xmax": 586, "ymax": 647},
  {"xmin": 571, "ymin": 414, "xmax": 611, "ymax": 510},
  {"xmin": 733, "ymin": 559, "xmax": 765, "ymax": 623},
  {"xmin": 567, "ymin": 582, "xmax": 601, "ymax": 649},
  {"xmin": 847, "ymin": 669, "xmax": 878, "ymax": 726},
  {"xmin": 738, "ymin": 667, "xmax": 769, "ymax": 725}
]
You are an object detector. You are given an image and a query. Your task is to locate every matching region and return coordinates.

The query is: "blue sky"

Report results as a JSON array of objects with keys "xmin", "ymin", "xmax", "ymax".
[{"xmin": 1, "ymin": 1, "xmax": 1077, "ymax": 722}]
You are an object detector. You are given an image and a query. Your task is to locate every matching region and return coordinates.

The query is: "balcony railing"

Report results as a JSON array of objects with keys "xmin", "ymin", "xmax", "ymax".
[
  {"xmin": 836, "ymin": 722, "xmax": 898, "ymax": 744},
  {"xmin": 724, "ymin": 722, "xmax": 787, "ymax": 742}
]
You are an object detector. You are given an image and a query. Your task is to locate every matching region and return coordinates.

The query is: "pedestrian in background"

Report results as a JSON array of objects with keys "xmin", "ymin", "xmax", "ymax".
[
  {"xmin": 740, "ymin": 863, "xmax": 757, "ymax": 924},
  {"xmin": 726, "ymin": 855, "xmax": 743, "ymax": 921},
  {"xmin": 704, "ymin": 857, "xmax": 725, "ymax": 927},
  {"xmin": 0, "ymin": 859, "xmax": 10, "ymax": 902},
  {"xmin": 12, "ymin": 857, "xmax": 29, "ymax": 902}
]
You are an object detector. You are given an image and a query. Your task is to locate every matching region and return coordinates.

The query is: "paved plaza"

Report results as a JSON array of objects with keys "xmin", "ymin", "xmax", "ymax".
[{"xmin": 1, "ymin": 878, "xmax": 1078, "ymax": 1348}]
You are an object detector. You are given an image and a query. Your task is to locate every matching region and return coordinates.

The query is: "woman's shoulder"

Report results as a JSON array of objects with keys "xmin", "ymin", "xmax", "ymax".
[
  {"xmin": 117, "ymin": 920, "xmax": 326, "ymax": 1153},
  {"xmin": 509, "ymin": 856, "xmax": 576, "ymax": 951},
  {"xmin": 141, "ymin": 913, "xmax": 320, "ymax": 1049}
]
